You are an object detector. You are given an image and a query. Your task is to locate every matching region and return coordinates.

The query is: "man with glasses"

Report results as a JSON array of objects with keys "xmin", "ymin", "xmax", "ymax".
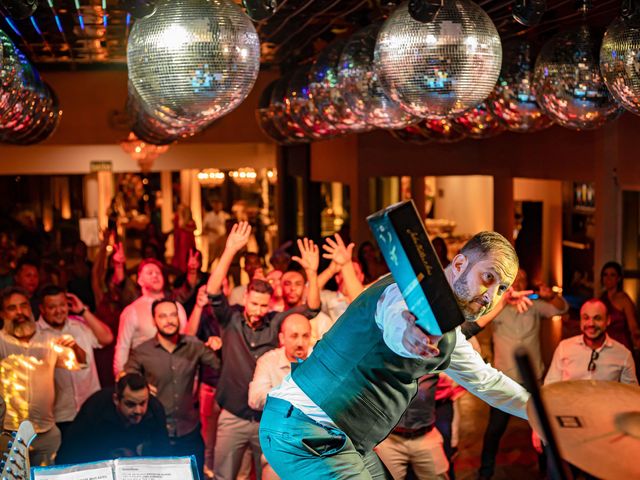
[{"xmin": 544, "ymin": 298, "xmax": 637, "ymax": 385}]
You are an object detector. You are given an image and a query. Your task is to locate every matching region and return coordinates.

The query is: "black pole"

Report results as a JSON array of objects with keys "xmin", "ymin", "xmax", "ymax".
[{"xmin": 514, "ymin": 346, "xmax": 572, "ymax": 480}]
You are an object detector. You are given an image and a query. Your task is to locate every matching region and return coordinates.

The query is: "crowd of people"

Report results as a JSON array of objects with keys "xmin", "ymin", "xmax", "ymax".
[{"xmin": 0, "ymin": 206, "xmax": 637, "ymax": 480}]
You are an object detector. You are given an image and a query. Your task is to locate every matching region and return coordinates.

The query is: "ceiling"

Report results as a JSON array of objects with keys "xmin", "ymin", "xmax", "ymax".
[{"xmin": 0, "ymin": 0, "xmax": 624, "ymax": 69}]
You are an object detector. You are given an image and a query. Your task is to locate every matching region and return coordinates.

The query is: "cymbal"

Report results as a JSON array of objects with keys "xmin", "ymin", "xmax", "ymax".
[{"xmin": 527, "ymin": 380, "xmax": 640, "ymax": 479}]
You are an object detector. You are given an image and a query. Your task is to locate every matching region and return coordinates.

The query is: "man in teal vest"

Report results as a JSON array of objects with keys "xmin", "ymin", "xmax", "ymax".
[{"xmin": 259, "ymin": 231, "xmax": 531, "ymax": 479}]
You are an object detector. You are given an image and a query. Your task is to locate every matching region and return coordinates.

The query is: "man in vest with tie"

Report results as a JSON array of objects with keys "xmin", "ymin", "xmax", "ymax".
[{"xmin": 259, "ymin": 231, "xmax": 531, "ymax": 479}]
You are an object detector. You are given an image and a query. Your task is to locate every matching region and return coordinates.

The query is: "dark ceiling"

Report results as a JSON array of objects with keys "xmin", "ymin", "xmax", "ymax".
[{"xmin": 0, "ymin": 0, "xmax": 624, "ymax": 69}]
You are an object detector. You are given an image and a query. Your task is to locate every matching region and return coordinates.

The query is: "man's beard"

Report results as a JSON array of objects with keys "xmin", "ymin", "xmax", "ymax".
[
  {"xmin": 157, "ymin": 326, "xmax": 178, "ymax": 338},
  {"xmin": 11, "ymin": 315, "xmax": 36, "ymax": 339},
  {"xmin": 452, "ymin": 271, "xmax": 489, "ymax": 321}
]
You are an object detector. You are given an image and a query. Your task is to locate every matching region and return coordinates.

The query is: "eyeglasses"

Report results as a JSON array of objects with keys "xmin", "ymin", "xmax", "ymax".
[{"xmin": 588, "ymin": 349, "xmax": 599, "ymax": 372}]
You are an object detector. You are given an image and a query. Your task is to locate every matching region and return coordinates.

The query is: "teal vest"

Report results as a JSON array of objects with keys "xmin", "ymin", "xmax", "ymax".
[{"xmin": 292, "ymin": 275, "xmax": 456, "ymax": 453}]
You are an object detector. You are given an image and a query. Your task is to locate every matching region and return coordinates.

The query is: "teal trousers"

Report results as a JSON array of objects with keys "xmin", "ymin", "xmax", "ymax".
[{"xmin": 259, "ymin": 396, "xmax": 392, "ymax": 480}]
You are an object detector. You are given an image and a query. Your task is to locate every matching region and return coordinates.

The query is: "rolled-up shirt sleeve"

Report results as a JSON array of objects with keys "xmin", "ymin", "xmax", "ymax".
[
  {"xmin": 374, "ymin": 284, "xmax": 422, "ymax": 359},
  {"xmin": 445, "ymin": 327, "xmax": 530, "ymax": 419}
]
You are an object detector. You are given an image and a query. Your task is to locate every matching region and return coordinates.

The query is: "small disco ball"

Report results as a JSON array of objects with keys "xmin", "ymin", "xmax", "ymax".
[
  {"xmin": 600, "ymin": 16, "xmax": 640, "ymax": 115},
  {"xmin": 309, "ymin": 39, "xmax": 369, "ymax": 133},
  {"xmin": 534, "ymin": 25, "xmax": 622, "ymax": 130},
  {"xmin": 420, "ymin": 118, "xmax": 467, "ymax": 143},
  {"xmin": 374, "ymin": 0, "xmax": 502, "ymax": 119},
  {"xmin": 389, "ymin": 124, "xmax": 431, "ymax": 144},
  {"xmin": 256, "ymin": 80, "xmax": 294, "ymax": 144},
  {"xmin": 338, "ymin": 23, "xmax": 418, "ymax": 130},
  {"xmin": 488, "ymin": 41, "xmax": 553, "ymax": 132},
  {"xmin": 287, "ymin": 64, "xmax": 339, "ymax": 139},
  {"xmin": 127, "ymin": 0, "xmax": 260, "ymax": 127},
  {"xmin": 453, "ymin": 102, "xmax": 505, "ymax": 139},
  {"xmin": 269, "ymin": 76, "xmax": 310, "ymax": 143}
]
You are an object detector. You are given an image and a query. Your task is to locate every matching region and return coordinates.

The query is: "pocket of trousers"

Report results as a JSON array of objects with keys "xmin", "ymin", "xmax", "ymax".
[{"xmin": 301, "ymin": 433, "xmax": 347, "ymax": 457}]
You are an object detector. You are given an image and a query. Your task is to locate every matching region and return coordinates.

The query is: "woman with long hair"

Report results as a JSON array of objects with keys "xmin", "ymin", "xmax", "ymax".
[{"xmin": 600, "ymin": 261, "xmax": 640, "ymax": 350}]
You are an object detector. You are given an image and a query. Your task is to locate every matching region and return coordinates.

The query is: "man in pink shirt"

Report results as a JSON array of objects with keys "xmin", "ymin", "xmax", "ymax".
[{"xmin": 113, "ymin": 259, "xmax": 187, "ymax": 376}]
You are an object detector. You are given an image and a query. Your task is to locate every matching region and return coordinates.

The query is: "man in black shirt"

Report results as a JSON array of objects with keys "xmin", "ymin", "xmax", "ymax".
[
  {"xmin": 200, "ymin": 222, "xmax": 320, "ymax": 480},
  {"xmin": 125, "ymin": 299, "xmax": 221, "ymax": 477},
  {"xmin": 56, "ymin": 373, "xmax": 169, "ymax": 465}
]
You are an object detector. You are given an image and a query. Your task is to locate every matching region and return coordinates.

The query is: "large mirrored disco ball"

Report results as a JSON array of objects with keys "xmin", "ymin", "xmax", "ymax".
[
  {"xmin": 534, "ymin": 25, "xmax": 622, "ymax": 130},
  {"xmin": 600, "ymin": 17, "xmax": 640, "ymax": 115},
  {"xmin": 338, "ymin": 23, "xmax": 418, "ymax": 129},
  {"xmin": 374, "ymin": 0, "xmax": 502, "ymax": 119},
  {"xmin": 309, "ymin": 39, "xmax": 369, "ymax": 133},
  {"xmin": 127, "ymin": 0, "xmax": 260, "ymax": 127},
  {"xmin": 452, "ymin": 102, "xmax": 505, "ymax": 139},
  {"xmin": 287, "ymin": 64, "xmax": 339, "ymax": 139},
  {"xmin": 488, "ymin": 41, "xmax": 553, "ymax": 132}
]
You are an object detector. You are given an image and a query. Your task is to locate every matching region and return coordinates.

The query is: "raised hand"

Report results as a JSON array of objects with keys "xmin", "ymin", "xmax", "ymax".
[
  {"xmin": 66, "ymin": 293, "xmax": 86, "ymax": 315},
  {"xmin": 504, "ymin": 287, "xmax": 534, "ymax": 314},
  {"xmin": 292, "ymin": 238, "xmax": 320, "ymax": 274},
  {"xmin": 322, "ymin": 233, "xmax": 355, "ymax": 268},
  {"xmin": 196, "ymin": 285, "xmax": 209, "ymax": 309},
  {"xmin": 225, "ymin": 221, "xmax": 252, "ymax": 254},
  {"xmin": 205, "ymin": 336, "xmax": 223, "ymax": 351},
  {"xmin": 112, "ymin": 242, "xmax": 125, "ymax": 266},
  {"xmin": 187, "ymin": 249, "xmax": 201, "ymax": 272}
]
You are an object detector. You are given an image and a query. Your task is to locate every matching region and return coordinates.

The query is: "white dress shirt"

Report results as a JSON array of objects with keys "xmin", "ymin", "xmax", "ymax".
[
  {"xmin": 113, "ymin": 296, "xmax": 187, "ymax": 375},
  {"xmin": 271, "ymin": 283, "xmax": 531, "ymax": 426},
  {"xmin": 248, "ymin": 346, "xmax": 311, "ymax": 410},
  {"xmin": 37, "ymin": 316, "xmax": 102, "ymax": 422},
  {"xmin": 544, "ymin": 334, "xmax": 638, "ymax": 385}
]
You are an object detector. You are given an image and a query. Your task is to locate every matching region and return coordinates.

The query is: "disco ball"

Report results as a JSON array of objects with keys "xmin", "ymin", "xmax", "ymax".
[
  {"xmin": 269, "ymin": 76, "xmax": 310, "ymax": 143},
  {"xmin": 534, "ymin": 25, "xmax": 623, "ymax": 130},
  {"xmin": 286, "ymin": 64, "xmax": 339, "ymax": 139},
  {"xmin": 255, "ymin": 80, "xmax": 296, "ymax": 145},
  {"xmin": 374, "ymin": 0, "xmax": 502, "ymax": 119},
  {"xmin": 309, "ymin": 39, "xmax": 369, "ymax": 133},
  {"xmin": 453, "ymin": 102, "xmax": 505, "ymax": 139},
  {"xmin": 487, "ymin": 41, "xmax": 553, "ymax": 132},
  {"xmin": 127, "ymin": 0, "xmax": 260, "ymax": 129},
  {"xmin": 338, "ymin": 23, "xmax": 418, "ymax": 129},
  {"xmin": 420, "ymin": 118, "xmax": 467, "ymax": 143},
  {"xmin": 600, "ymin": 16, "xmax": 640, "ymax": 115},
  {"xmin": 389, "ymin": 124, "xmax": 431, "ymax": 144}
]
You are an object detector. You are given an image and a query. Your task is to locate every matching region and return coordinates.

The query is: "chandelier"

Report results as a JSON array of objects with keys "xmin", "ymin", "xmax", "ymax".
[
  {"xmin": 197, "ymin": 168, "xmax": 225, "ymax": 187},
  {"xmin": 120, "ymin": 132, "xmax": 169, "ymax": 172},
  {"xmin": 228, "ymin": 167, "xmax": 257, "ymax": 186}
]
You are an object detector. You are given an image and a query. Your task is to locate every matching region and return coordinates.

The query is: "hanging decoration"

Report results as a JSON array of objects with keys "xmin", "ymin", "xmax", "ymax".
[
  {"xmin": 452, "ymin": 102, "xmax": 505, "ymax": 139},
  {"xmin": 374, "ymin": 0, "xmax": 502, "ymax": 119},
  {"xmin": 127, "ymin": 0, "xmax": 260, "ymax": 144},
  {"xmin": 488, "ymin": 41, "xmax": 553, "ymax": 132},
  {"xmin": 534, "ymin": 25, "xmax": 622, "ymax": 130},
  {"xmin": 338, "ymin": 23, "xmax": 417, "ymax": 129},
  {"xmin": 600, "ymin": 15, "xmax": 640, "ymax": 116},
  {"xmin": 120, "ymin": 131, "xmax": 169, "ymax": 172},
  {"xmin": 197, "ymin": 168, "xmax": 225, "ymax": 187},
  {"xmin": 309, "ymin": 39, "xmax": 368, "ymax": 133}
]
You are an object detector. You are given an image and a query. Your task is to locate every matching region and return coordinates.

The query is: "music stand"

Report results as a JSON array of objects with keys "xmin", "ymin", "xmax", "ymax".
[{"xmin": 515, "ymin": 346, "xmax": 573, "ymax": 480}]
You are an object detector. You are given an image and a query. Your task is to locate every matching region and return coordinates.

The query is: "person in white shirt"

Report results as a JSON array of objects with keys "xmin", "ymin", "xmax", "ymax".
[
  {"xmin": 531, "ymin": 298, "xmax": 638, "ymax": 467},
  {"xmin": 248, "ymin": 313, "xmax": 313, "ymax": 411},
  {"xmin": 545, "ymin": 298, "xmax": 637, "ymax": 385},
  {"xmin": 249, "ymin": 313, "xmax": 313, "ymax": 480},
  {"xmin": 260, "ymin": 231, "xmax": 533, "ymax": 479},
  {"xmin": 113, "ymin": 258, "xmax": 187, "ymax": 376},
  {"xmin": 0, "ymin": 286, "xmax": 87, "ymax": 466},
  {"xmin": 37, "ymin": 285, "xmax": 114, "ymax": 436}
]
